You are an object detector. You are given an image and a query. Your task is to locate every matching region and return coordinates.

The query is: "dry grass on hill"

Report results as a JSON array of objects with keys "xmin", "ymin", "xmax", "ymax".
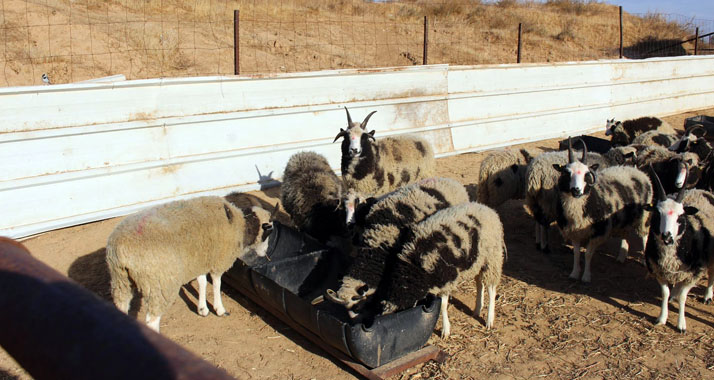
[{"xmin": 0, "ymin": 0, "xmax": 706, "ymax": 86}]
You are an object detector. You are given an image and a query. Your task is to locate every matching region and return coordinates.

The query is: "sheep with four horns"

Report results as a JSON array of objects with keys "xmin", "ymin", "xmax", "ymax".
[
  {"xmin": 327, "ymin": 202, "xmax": 505, "ymax": 338},
  {"xmin": 333, "ymin": 107, "xmax": 436, "ymax": 197},
  {"xmin": 324, "ymin": 177, "xmax": 469, "ymax": 320},
  {"xmin": 605, "ymin": 116, "xmax": 675, "ymax": 146},
  {"xmin": 106, "ymin": 196, "xmax": 278, "ymax": 333},
  {"xmin": 553, "ymin": 138, "xmax": 653, "ymax": 282},
  {"xmin": 644, "ymin": 167, "xmax": 714, "ymax": 332}
]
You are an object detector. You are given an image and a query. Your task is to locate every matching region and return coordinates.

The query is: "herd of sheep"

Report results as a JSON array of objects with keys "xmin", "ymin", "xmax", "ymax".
[{"xmin": 104, "ymin": 111, "xmax": 713, "ymax": 340}]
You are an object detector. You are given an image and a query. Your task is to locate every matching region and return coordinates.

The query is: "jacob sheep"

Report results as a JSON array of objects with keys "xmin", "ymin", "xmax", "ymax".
[
  {"xmin": 106, "ymin": 196, "xmax": 277, "ymax": 333},
  {"xmin": 334, "ymin": 107, "xmax": 436, "ymax": 197},
  {"xmin": 280, "ymin": 151, "xmax": 347, "ymax": 245},
  {"xmin": 605, "ymin": 116, "xmax": 675, "ymax": 146},
  {"xmin": 327, "ymin": 202, "xmax": 506, "ymax": 338},
  {"xmin": 553, "ymin": 139, "xmax": 652, "ymax": 282},
  {"xmin": 631, "ymin": 130, "xmax": 679, "ymax": 147},
  {"xmin": 325, "ymin": 177, "xmax": 469, "ymax": 317},
  {"xmin": 477, "ymin": 148, "xmax": 535, "ymax": 208},
  {"xmin": 644, "ymin": 168, "xmax": 714, "ymax": 332},
  {"xmin": 669, "ymin": 124, "xmax": 712, "ymax": 162},
  {"xmin": 635, "ymin": 145, "xmax": 702, "ymax": 195}
]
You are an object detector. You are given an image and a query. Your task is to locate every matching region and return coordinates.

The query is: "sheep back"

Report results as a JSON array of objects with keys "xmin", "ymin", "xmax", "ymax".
[
  {"xmin": 477, "ymin": 148, "xmax": 533, "ymax": 207},
  {"xmin": 611, "ymin": 117, "xmax": 674, "ymax": 145},
  {"xmin": 280, "ymin": 151, "xmax": 344, "ymax": 240},
  {"xmin": 379, "ymin": 202, "xmax": 505, "ymax": 313},
  {"xmin": 343, "ymin": 135, "xmax": 436, "ymax": 197},
  {"xmin": 631, "ymin": 130, "xmax": 678, "ymax": 147}
]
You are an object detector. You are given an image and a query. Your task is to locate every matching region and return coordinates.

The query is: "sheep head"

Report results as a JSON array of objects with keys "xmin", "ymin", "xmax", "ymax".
[
  {"xmin": 605, "ymin": 118, "xmax": 619, "ymax": 136},
  {"xmin": 669, "ymin": 124, "xmax": 706, "ymax": 153},
  {"xmin": 246, "ymin": 202, "xmax": 280, "ymax": 258},
  {"xmin": 333, "ymin": 107, "xmax": 377, "ymax": 158},
  {"xmin": 325, "ymin": 277, "xmax": 376, "ymax": 320},
  {"xmin": 553, "ymin": 137, "xmax": 599, "ymax": 198},
  {"xmin": 646, "ymin": 165, "xmax": 697, "ymax": 246}
]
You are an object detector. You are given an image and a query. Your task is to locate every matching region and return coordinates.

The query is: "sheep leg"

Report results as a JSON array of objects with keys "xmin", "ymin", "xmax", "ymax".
[
  {"xmin": 616, "ymin": 239, "xmax": 629, "ymax": 263},
  {"xmin": 196, "ymin": 274, "xmax": 210, "ymax": 317},
  {"xmin": 656, "ymin": 280, "xmax": 670, "ymax": 326},
  {"xmin": 211, "ymin": 272, "xmax": 228, "ymax": 316},
  {"xmin": 145, "ymin": 314, "xmax": 162, "ymax": 333},
  {"xmin": 534, "ymin": 223, "xmax": 541, "ymax": 249},
  {"xmin": 475, "ymin": 279, "xmax": 485, "ymax": 317},
  {"xmin": 109, "ymin": 266, "xmax": 132, "ymax": 314},
  {"xmin": 486, "ymin": 284, "xmax": 497, "ymax": 330},
  {"xmin": 676, "ymin": 284, "xmax": 694, "ymax": 333},
  {"xmin": 569, "ymin": 243, "xmax": 581, "ymax": 280},
  {"xmin": 705, "ymin": 267, "xmax": 714, "ymax": 304},
  {"xmin": 440, "ymin": 294, "xmax": 450, "ymax": 339},
  {"xmin": 669, "ymin": 283, "xmax": 683, "ymax": 303},
  {"xmin": 539, "ymin": 224, "xmax": 550, "ymax": 253},
  {"xmin": 581, "ymin": 244, "xmax": 596, "ymax": 283}
]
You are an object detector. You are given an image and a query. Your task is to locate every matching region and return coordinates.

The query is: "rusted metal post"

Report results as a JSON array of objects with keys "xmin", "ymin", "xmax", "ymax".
[
  {"xmin": 423, "ymin": 16, "xmax": 428, "ymax": 65},
  {"xmin": 234, "ymin": 9, "xmax": 240, "ymax": 75},
  {"xmin": 619, "ymin": 6, "xmax": 623, "ymax": 58},
  {"xmin": 0, "ymin": 237, "xmax": 235, "ymax": 380},
  {"xmin": 517, "ymin": 23, "xmax": 522, "ymax": 63},
  {"xmin": 694, "ymin": 27, "xmax": 699, "ymax": 55}
]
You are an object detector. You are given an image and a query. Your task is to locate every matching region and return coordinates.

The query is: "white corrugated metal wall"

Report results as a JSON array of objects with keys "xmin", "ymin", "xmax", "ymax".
[{"xmin": 2, "ymin": 56, "xmax": 713, "ymax": 239}]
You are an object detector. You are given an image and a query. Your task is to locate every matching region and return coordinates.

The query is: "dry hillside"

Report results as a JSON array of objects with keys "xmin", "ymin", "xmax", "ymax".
[{"xmin": 0, "ymin": 0, "xmax": 707, "ymax": 86}]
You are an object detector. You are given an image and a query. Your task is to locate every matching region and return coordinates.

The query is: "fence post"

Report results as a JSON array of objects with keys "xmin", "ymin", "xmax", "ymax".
[
  {"xmin": 619, "ymin": 6, "xmax": 623, "ymax": 58},
  {"xmin": 423, "ymin": 16, "xmax": 428, "ymax": 65},
  {"xmin": 694, "ymin": 27, "xmax": 699, "ymax": 55},
  {"xmin": 234, "ymin": 9, "xmax": 240, "ymax": 75},
  {"xmin": 517, "ymin": 23, "xmax": 522, "ymax": 63}
]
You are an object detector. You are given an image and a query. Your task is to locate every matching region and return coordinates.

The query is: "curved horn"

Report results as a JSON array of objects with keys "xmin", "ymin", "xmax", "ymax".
[
  {"xmin": 360, "ymin": 111, "xmax": 377, "ymax": 130},
  {"xmin": 325, "ymin": 289, "xmax": 347, "ymax": 305},
  {"xmin": 345, "ymin": 106, "xmax": 353, "ymax": 127},
  {"xmin": 675, "ymin": 164, "xmax": 689, "ymax": 203},
  {"xmin": 648, "ymin": 164, "xmax": 667, "ymax": 202},
  {"xmin": 577, "ymin": 138, "xmax": 587, "ymax": 164},
  {"xmin": 685, "ymin": 124, "xmax": 705, "ymax": 138},
  {"xmin": 567, "ymin": 136, "xmax": 574, "ymax": 163},
  {"xmin": 332, "ymin": 128, "xmax": 348, "ymax": 143}
]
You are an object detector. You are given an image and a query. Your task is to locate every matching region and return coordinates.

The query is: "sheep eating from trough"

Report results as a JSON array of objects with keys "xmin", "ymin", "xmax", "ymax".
[
  {"xmin": 324, "ymin": 177, "xmax": 469, "ymax": 317},
  {"xmin": 605, "ymin": 116, "xmax": 675, "ymax": 146},
  {"xmin": 327, "ymin": 202, "xmax": 506, "ymax": 338},
  {"xmin": 106, "ymin": 196, "xmax": 278, "ymax": 333},
  {"xmin": 280, "ymin": 151, "xmax": 347, "ymax": 245},
  {"xmin": 333, "ymin": 107, "xmax": 436, "ymax": 197},
  {"xmin": 644, "ymin": 168, "xmax": 714, "ymax": 332},
  {"xmin": 553, "ymin": 138, "xmax": 653, "ymax": 282},
  {"xmin": 477, "ymin": 148, "xmax": 535, "ymax": 208}
]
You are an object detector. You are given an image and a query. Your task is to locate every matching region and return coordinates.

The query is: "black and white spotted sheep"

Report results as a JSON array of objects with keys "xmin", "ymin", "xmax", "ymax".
[
  {"xmin": 333, "ymin": 107, "xmax": 436, "ymax": 197},
  {"xmin": 634, "ymin": 145, "xmax": 702, "ymax": 195},
  {"xmin": 325, "ymin": 177, "xmax": 469, "ymax": 318},
  {"xmin": 553, "ymin": 138, "xmax": 652, "ymax": 283},
  {"xmin": 476, "ymin": 148, "xmax": 535, "ymax": 208},
  {"xmin": 630, "ymin": 130, "xmax": 679, "ymax": 148},
  {"xmin": 644, "ymin": 168, "xmax": 714, "ymax": 332},
  {"xmin": 605, "ymin": 116, "xmax": 675, "ymax": 146}
]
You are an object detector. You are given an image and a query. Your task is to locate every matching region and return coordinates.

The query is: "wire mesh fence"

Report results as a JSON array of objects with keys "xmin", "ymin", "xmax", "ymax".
[{"xmin": 0, "ymin": 0, "xmax": 712, "ymax": 87}]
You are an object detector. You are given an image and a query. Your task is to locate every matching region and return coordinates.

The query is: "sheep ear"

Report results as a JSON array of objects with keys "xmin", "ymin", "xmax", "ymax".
[
  {"xmin": 224, "ymin": 204, "xmax": 234, "ymax": 223},
  {"xmin": 624, "ymin": 152, "xmax": 635, "ymax": 159},
  {"xmin": 553, "ymin": 164, "xmax": 565, "ymax": 172},
  {"xmin": 643, "ymin": 204, "xmax": 655, "ymax": 211},
  {"xmin": 589, "ymin": 163, "xmax": 599, "ymax": 172},
  {"xmin": 269, "ymin": 202, "xmax": 280, "ymax": 221},
  {"xmin": 325, "ymin": 289, "xmax": 347, "ymax": 305},
  {"xmin": 684, "ymin": 206, "xmax": 698, "ymax": 215},
  {"xmin": 510, "ymin": 164, "xmax": 519, "ymax": 173}
]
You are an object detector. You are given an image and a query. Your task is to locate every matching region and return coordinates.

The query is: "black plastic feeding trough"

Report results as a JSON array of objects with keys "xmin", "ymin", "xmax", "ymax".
[
  {"xmin": 223, "ymin": 221, "xmax": 445, "ymax": 378},
  {"xmin": 684, "ymin": 115, "xmax": 714, "ymax": 135}
]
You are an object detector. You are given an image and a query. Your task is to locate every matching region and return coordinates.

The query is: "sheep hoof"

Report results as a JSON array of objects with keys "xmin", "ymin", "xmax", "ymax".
[
  {"xmin": 704, "ymin": 298, "xmax": 712, "ymax": 305},
  {"xmin": 678, "ymin": 327, "xmax": 686, "ymax": 334},
  {"xmin": 198, "ymin": 307, "xmax": 209, "ymax": 317},
  {"xmin": 221, "ymin": 311, "xmax": 230, "ymax": 317},
  {"xmin": 581, "ymin": 275, "xmax": 591, "ymax": 283},
  {"xmin": 568, "ymin": 272, "xmax": 579, "ymax": 280},
  {"xmin": 216, "ymin": 308, "xmax": 227, "ymax": 317}
]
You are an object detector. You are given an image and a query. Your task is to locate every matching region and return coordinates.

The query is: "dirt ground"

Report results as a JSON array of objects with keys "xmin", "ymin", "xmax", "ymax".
[{"xmin": 2, "ymin": 108, "xmax": 714, "ymax": 379}]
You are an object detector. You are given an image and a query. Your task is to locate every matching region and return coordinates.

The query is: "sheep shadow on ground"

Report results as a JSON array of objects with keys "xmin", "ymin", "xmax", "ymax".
[{"xmin": 68, "ymin": 247, "xmax": 142, "ymax": 317}]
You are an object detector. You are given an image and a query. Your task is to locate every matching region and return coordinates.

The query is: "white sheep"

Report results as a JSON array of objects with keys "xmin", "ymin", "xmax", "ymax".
[
  {"xmin": 106, "ymin": 196, "xmax": 277, "ymax": 333},
  {"xmin": 334, "ymin": 107, "xmax": 436, "ymax": 197}
]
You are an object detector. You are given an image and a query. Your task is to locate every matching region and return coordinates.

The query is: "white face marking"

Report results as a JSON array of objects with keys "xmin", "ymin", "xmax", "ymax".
[
  {"xmin": 348, "ymin": 127, "xmax": 363, "ymax": 156},
  {"xmin": 566, "ymin": 161, "xmax": 589, "ymax": 196},
  {"xmin": 605, "ymin": 120, "xmax": 617, "ymax": 136},
  {"xmin": 344, "ymin": 191, "xmax": 361, "ymax": 225},
  {"xmin": 674, "ymin": 166, "xmax": 687, "ymax": 188},
  {"xmin": 657, "ymin": 199, "xmax": 685, "ymax": 244}
]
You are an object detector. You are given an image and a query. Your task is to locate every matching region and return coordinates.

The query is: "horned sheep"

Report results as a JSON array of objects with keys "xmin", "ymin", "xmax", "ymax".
[
  {"xmin": 328, "ymin": 202, "xmax": 506, "ymax": 338},
  {"xmin": 644, "ymin": 169, "xmax": 714, "ymax": 332},
  {"xmin": 106, "ymin": 196, "xmax": 277, "ymax": 333},
  {"xmin": 476, "ymin": 148, "xmax": 535, "ymax": 208},
  {"xmin": 280, "ymin": 151, "xmax": 347, "ymax": 245},
  {"xmin": 333, "ymin": 107, "xmax": 436, "ymax": 197},
  {"xmin": 605, "ymin": 116, "xmax": 675, "ymax": 146},
  {"xmin": 669, "ymin": 124, "xmax": 712, "ymax": 162},
  {"xmin": 634, "ymin": 145, "xmax": 701, "ymax": 195},
  {"xmin": 324, "ymin": 177, "xmax": 469, "ymax": 318},
  {"xmin": 553, "ymin": 140, "xmax": 653, "ymax": 282}
]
